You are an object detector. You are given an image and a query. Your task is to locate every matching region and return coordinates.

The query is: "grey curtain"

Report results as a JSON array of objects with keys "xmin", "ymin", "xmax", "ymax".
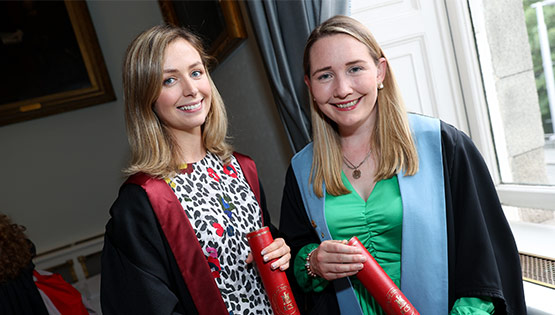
[{"xmin": 246, "ymin": 0, "xmax": 349, "ymax": 153}]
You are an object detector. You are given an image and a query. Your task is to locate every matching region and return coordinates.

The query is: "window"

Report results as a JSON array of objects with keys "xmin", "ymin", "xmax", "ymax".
[
  {"xmin": 465, "ymin": 1, "xmax": 555, "ymax": 227},
  {"xmin": 464, "ymin": 2, "xmax": 555, "ymax": 310}
]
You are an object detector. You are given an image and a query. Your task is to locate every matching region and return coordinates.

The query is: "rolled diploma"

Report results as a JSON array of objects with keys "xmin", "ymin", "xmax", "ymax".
[
  {"xmin": 247, "ymin": 226, "xmax": 300, "ymax": 315},
  {"xmin": 348, "ymin": 236, "xmax": 419, "ymax": 315}
]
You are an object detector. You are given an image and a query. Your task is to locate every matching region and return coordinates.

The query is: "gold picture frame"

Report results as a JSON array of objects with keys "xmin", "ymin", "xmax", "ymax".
[
  {"xmin": 0, "ymin": 0, "xmax": 115, "ymax": 126},
  {"xmin": 158, "ymin": 0, "xmax": 247, "ymax": 64}
]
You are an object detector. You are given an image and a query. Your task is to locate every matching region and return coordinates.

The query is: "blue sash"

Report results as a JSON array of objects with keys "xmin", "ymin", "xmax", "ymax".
[{"xmin": 291, "ymin": 114, "xmax": 448, "ymax": 314}]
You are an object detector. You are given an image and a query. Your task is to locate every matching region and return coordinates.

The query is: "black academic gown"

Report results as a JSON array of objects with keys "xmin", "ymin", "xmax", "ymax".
[
  {"xmin": 279, "ymin": 121, "xmax": 526, "ymax": 314},
  {"xmin": 101, "ymin": 153, "xmax": 276, "ymax": 315},
  {"xmin": 0, "ymin": 261, "xmax": 49, "ymax": 315}
]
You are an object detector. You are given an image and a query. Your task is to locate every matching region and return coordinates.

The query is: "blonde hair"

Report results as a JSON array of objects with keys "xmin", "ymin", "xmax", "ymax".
[
  {"xmin": 122, "ymin": 25, "xmax": 232, "ymax": 178},
  {"xmin": 304, "ymin": 15, "xmax": 418, "ymax": 197}
]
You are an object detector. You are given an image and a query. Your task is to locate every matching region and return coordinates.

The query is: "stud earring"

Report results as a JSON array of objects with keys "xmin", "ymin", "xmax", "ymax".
[{"xmin": 378, "ymin": 82, "xmax": 384, "ymax": 90}]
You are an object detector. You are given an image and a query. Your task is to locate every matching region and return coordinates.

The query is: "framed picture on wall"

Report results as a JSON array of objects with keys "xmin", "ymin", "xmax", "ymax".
[
  {"xmin": 0, "ymin": 0, "xmax": 115, "ymax": 126},
  {"xmin": 158, "ymin": 0, "xmax": 247, "ymax": 64}
]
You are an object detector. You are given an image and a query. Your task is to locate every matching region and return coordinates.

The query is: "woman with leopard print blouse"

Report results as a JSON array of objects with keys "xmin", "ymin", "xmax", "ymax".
[{"xmin": 100, "ymin": 25, "xmax": 291, "ymax": 315}]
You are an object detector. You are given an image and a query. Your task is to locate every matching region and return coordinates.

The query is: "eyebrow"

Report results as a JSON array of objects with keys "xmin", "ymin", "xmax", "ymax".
[
  {"xmin": 162, "ymin": 61, "xmax": 203, "ymax": 73},
  {"xmin": 311, "ymin": 59, "xmax": 367, "ymax": 77},
  {"xmin": 311, "ymin": 66, "xmax": 331, "ymax": 77}
]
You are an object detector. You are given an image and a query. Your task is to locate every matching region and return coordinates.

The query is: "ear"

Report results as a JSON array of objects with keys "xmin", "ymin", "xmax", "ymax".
[
  {"xmin": 376, "ymin": 57, "xmax": 387, "ymax": 83},
  {"xmin": 304, "ymin": 74, "xmax": 312, "ymax": 91}
]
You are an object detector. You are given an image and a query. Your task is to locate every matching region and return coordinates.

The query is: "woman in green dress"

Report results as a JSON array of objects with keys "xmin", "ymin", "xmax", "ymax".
[{"xmin": 279, "ymin": 15, "xmax": 525, "ymax": 315}]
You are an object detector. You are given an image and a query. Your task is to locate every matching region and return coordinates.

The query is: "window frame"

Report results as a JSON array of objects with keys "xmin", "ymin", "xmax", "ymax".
[{"xmin": 446, "ymin": 0, "xmax": 555, "ymax": 212}]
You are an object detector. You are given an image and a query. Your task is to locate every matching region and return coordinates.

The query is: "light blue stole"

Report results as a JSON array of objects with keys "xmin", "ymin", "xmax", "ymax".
[{"xmin": 291, "ymin": 114, "xmax": 448, "ymax": 314}]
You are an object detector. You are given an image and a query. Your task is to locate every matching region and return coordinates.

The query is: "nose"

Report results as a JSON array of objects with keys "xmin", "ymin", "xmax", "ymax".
[
  {"xmin": 181, "ymin": 77, "xmax": 198, "ymax": 97},
  {"xmin": 333, "ymin": 75, "xmax": 352, "ymax": 99}
]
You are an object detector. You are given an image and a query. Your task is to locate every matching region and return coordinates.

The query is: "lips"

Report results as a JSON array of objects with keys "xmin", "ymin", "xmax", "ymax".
[
  {"xmin": 331, "ymin": 97, "xmax": 360, "ymax": 110},
  {"xmin": 177, "ymin": 99, "xmax": 202, "ymax": 112}
]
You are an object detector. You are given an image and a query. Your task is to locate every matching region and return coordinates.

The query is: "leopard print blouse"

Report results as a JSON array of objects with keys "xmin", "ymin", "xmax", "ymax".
[{"xmin": 165, "ymin": 152, "xmax": 272, "ymax": 314}]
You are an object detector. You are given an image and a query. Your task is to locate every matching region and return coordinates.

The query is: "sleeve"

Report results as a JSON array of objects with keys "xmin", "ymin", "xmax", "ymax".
[
  {"xmin": 100, "ymin": 184, "xmax": 195, "ymax": 315},
  {"xmin": 449, "ymin": 297, "xmax": 495, "ymax": 315},
  {"xmin": 441, "ymin": 121, "xmax": 526, "ymax": 314},
  {"xmin": 293, "ymin": 243, "xmax": 329, "ymax": 292}
]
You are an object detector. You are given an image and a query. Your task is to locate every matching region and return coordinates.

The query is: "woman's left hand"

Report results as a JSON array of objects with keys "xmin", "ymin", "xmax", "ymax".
[{"xmin": 246, "ymin": 238, "xmax": 291, "ymax": 271}]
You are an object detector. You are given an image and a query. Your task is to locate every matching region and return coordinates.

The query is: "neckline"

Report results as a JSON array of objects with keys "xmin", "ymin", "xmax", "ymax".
[{"xmin": 340, "ymin": 170, "xmax": 390, "ymax": 204}]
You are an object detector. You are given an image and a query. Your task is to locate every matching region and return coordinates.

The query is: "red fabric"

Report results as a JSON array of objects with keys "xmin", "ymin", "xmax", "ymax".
[
  {"xmin": 126, "ymin": 173, "xmax": 228, "ymax": 315},
  {"xmin": 33, "ymin": 271, "xmax": 88, "ymax": 315}
]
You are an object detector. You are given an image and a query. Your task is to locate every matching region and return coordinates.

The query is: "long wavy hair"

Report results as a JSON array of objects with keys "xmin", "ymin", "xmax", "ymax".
[
  {"xmin": 304, "ymin": 15, "xmax": 418, "ymax": 197},
  {"xmin": 0, "ymin": 214, "xmax": 32, "ymax": 283},
  {"xmin": 123, "ymin": 25, "xmax": 232, "ymax": 178}
]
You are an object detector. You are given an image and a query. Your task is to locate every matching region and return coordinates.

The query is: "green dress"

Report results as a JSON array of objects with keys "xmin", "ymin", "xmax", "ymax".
[{"xmin": 293, "ymin": 173, "xmax": 494, "ymax": 314}]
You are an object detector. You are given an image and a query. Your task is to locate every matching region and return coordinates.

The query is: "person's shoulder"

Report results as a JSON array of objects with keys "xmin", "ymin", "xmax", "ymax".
[
  {"xmin": 119, "ymin": 180, "xmax": 148, "ymax": 196},
  {"xmin": 407, "ymin": 112, "xmax": 441, "ymax": 135},
  {"xmin": 408, "ymin": 112, "xmax": 438, "ymax": 122},
  {"xmin": 107, "ymin": 182, "xmax": 158, "ymax": 235},
  {"xmin": 407, "ymin": 112, "xmax": 439, "ymax": 124},
  {"xmin": 291, "ymin": 142, "xmax": 314, "ymax": 161},
  {"xmin": 121, "ymin": 170, "xmax": 173, "ymax": 188},
  {"xmin": 232, "ymin": 151, "xmax": 252, "ymax": 161},
  {"xmin": 232, "ymin": 151, "xmax": 257, "ymax": 169},
  {"xmin": 110, "ymin": 176, "xmax": 153, "ymax": 216},
  {"xmin": 407, "ymin": 113, "xmax": 467, "ymax": 142},
  {"xmin": 438, "ymin": 119, "xmax": 473, "ymax": 148}
]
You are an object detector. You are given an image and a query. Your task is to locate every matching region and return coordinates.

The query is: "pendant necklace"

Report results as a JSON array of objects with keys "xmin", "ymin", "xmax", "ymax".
[{"xmin": 343, "ymin": 150, "xmax": 372, "ymax": 179}]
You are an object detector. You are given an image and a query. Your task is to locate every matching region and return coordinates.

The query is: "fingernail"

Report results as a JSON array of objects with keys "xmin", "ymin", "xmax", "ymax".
[
  {"xmin": 271, "ymin": 263, "xmax": 277, "ymax": 269},
  {"xmin": 261, "ymin": 250, "xmax": 266, "ymax": 256},
  {"xmin": 263, "ymin": 255, "xmax": 269, "ymax": 262}
]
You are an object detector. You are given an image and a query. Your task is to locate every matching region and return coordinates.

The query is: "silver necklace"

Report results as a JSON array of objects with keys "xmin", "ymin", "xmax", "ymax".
[{"xmin": 343, "ymin": 151, "xmax": 372, "ymax": 179}]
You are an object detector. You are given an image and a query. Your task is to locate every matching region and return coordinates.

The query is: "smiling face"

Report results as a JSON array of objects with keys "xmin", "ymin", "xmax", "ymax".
[
  {"xmin": 305, "ymin": 34, "xmax": 386, "ymax": 135},
  {"xmin": 153, "ymin": 38, "xmax": 212, "ymax": 138}
]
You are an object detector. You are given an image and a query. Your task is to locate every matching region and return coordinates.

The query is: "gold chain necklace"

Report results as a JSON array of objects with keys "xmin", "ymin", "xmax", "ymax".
[{"xmin": 343, "ymin": 150, "xmax": 372, "ymax": 179}]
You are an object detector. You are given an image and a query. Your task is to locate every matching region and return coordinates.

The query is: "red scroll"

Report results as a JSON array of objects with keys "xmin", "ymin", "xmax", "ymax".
[
  {"xmin": 348, "ymin": 236, "xmax": 419, "ymax": 315},
  {"xmin": 247, "ymin": 226, "xmax": 299, "ymax": 315}
]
